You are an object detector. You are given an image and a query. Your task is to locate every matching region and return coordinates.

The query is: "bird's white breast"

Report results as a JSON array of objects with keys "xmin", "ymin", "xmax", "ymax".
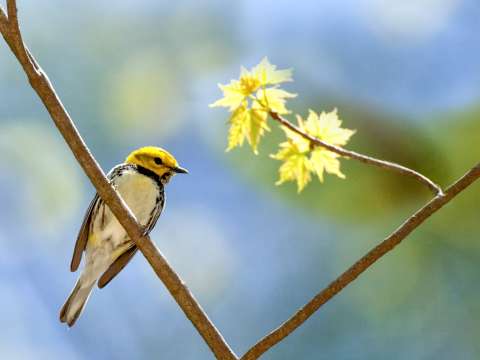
[
  {"xmin": 114, "ymin": 170, "xmax": 159, "ymax": 224},
  {"xmin": 95, "ymin": 169, "xmax": 160, "ymax": 244}
]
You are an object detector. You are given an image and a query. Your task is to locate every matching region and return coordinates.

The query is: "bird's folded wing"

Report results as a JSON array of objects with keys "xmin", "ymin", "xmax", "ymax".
[
  {"xmin": 97, "ymin": 245, "xmax": 138, "ymax": 289},
  {"xmin": 70, "ymin": 164, "xmax": 129, "ymax": 272},
  {"xmin": 70, "ymin": 194, "xmax": 99, "ymax": 272}
]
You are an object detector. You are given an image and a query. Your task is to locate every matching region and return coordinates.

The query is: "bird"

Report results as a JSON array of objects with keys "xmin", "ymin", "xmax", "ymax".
[{"xmin": 59, "ymin": 146, "xmax": 188, "ymax": 327}]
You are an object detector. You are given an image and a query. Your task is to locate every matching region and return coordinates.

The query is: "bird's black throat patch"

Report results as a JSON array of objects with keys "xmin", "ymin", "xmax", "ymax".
[{"xmin": 135, "ymin": 165, "xmax": 163, "ymax": 188}]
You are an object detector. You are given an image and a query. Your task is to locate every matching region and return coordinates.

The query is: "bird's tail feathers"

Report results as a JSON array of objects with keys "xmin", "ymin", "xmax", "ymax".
[{"xmin": 59, "ymin": 276, "xmax": 95, "ymax": 327}]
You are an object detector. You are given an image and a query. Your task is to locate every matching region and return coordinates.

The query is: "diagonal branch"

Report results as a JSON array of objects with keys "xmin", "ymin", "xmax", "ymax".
[
  {"xmin": 0, "ymin": 6, "xmax": 7, "ymax": 32},
  {"xmin": 4, "ymin": 0, "xmax": 39, "ymax": 73},
  {"xmin": 0, "ymin": 3, "xmax": 237, "ymax": 359},
  {"xmin": 242, "ymin": 161, "xmax": 480, "ymax": 359},
  {"xmin": 269, "ymin": 111, "xmax": 444, "ymax": 196}
]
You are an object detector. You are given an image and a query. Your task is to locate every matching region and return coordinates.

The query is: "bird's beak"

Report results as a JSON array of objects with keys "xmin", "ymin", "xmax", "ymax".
[{"xmin": 173, "ymin": 166, "xmax": 188, "ymax": 174}]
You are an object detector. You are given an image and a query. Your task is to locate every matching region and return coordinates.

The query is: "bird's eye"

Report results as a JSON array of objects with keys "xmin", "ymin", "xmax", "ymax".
[{"xmin": 154, "ymin": 157, "xmax": 162, "ymax": 165}]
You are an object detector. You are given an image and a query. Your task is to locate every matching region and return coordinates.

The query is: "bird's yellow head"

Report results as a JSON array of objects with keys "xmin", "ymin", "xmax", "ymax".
[{"xmin": 125, "ymin": 146, "xmax": 188, "ymax": 184}]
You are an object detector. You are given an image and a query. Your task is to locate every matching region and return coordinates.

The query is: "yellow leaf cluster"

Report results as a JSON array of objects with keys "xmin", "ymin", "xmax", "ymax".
[
  {"xmin": 211, "ymin": 58, "xmax": 356, "ymax": 193},
  {"xmin": 271, "ymin": 109, "xmax": 355, "ymax": 192},
  {"xmin": 210, "ymin": 58, "xmax": 296, "ymax": 153}
]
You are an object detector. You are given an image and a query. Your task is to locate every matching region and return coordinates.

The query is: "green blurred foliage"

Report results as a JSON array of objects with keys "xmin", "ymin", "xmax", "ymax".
[{"xmin": 0, "ymin": 122, "xmax": 83, "ymax": 236}]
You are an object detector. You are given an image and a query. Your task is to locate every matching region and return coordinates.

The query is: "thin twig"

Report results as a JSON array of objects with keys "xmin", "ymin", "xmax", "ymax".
[
  {"xmin": 242, "ymin": 162, "xmax": 480, "ymax": 359},
  {"xmin": 269, "ymin": 111, "xmax": 444, "ymax": 196},
  {"xmin": 0, "ymin": 3, "xmax": 237, "ymax": 359}
]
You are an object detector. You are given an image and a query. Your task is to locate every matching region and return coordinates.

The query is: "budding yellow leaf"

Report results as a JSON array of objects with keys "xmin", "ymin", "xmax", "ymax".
[
  {"xmin": 210, "ymin": 81, "xmax": 245, "ymax": 111},
  {"xmin": 271, "ymin": 143, "xmax": 312, "ymax": 192},
  {"xmin": 226, "ymin": 102, "xmax": 269, "ymax": 153},
  {"xmin": 247, "ymin": 107, "xmax": 269, "ymax": 154},
  {"xmin": 252, "ymin": 57, "xmax": 293, "ymax": 86},
  {"xmin": 303, "ymin": 109, "xmax": 354, "ymax": 183},
  {"xmin": 304, "ymin": 109, "xmax": 355, "ymax": 146},
  {"xmin": 310, "ymin": 149, "xmax": 344, "ymax": 182},
  {"xmin": 257, "ymin": 88, "xmax": 297, "ymax": 115},
  {"xmin": 272, "ymin": 109, "xmax": 355, "ymax": 191},
  {"xmin": 210, "ymin": 58, "xmax": 293, "ymax": 113},
  {"xmin": 226, "ymin": 103, "xmax": 249, "ymax": 151}
]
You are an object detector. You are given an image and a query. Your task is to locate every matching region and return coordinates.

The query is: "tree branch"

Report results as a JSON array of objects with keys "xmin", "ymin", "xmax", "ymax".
[
  {"xmin": 0, "ymin": 6, "xmax": 8, "ymax": 32},
  {"xmin": 0, "ymin": 3, "xmax": 237, "ymax": 359},
  {"xmin": 242, "ymin": 161, "xmax": 480, "ymax": 359},
  {"xmin": 269, "ymin": 111, "xmax": 444, "ymax": 196}
]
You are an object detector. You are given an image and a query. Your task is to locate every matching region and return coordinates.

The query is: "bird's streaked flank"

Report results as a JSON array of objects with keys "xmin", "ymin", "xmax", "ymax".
[{"xmin": 60, "ymin": 146, "xmax": 188, "ymax": 327}]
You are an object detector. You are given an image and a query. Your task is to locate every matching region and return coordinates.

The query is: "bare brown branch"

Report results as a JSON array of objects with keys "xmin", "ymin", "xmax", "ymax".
[
  {"xmin": 0, "ymin": 3, "xmax": 237, "ymax": 359},
  {"xmin": 0, "ymin": 7, "xmax": 8, "ymax": 32},
  {"xmin": 5, "ymin": 0, "xmax": 32, "ymax": 69},
  {"xmin": 269, "ymin": 111, "xmax": 444, "ymax": 196},
  {"xmin": 242, "ymin": 162, "xmax": 480, "ymax": 359}
]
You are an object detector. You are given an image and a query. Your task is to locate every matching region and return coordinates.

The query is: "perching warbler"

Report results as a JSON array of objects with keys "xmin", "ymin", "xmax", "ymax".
[{"xmin": 60, "ymin": 146, "xmax": 187, "ymax": 326}]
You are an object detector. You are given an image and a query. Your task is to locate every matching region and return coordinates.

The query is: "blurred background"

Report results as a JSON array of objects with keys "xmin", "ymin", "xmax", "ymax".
[{"xmin": 0, "ymin": 0, "xmax": 479, "ymax": 359}]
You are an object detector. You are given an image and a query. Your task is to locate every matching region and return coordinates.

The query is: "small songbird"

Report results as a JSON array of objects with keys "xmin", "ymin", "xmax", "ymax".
[{"xmin": 60, "ymin": 146, "xmax": 188, "ymax": 327}]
